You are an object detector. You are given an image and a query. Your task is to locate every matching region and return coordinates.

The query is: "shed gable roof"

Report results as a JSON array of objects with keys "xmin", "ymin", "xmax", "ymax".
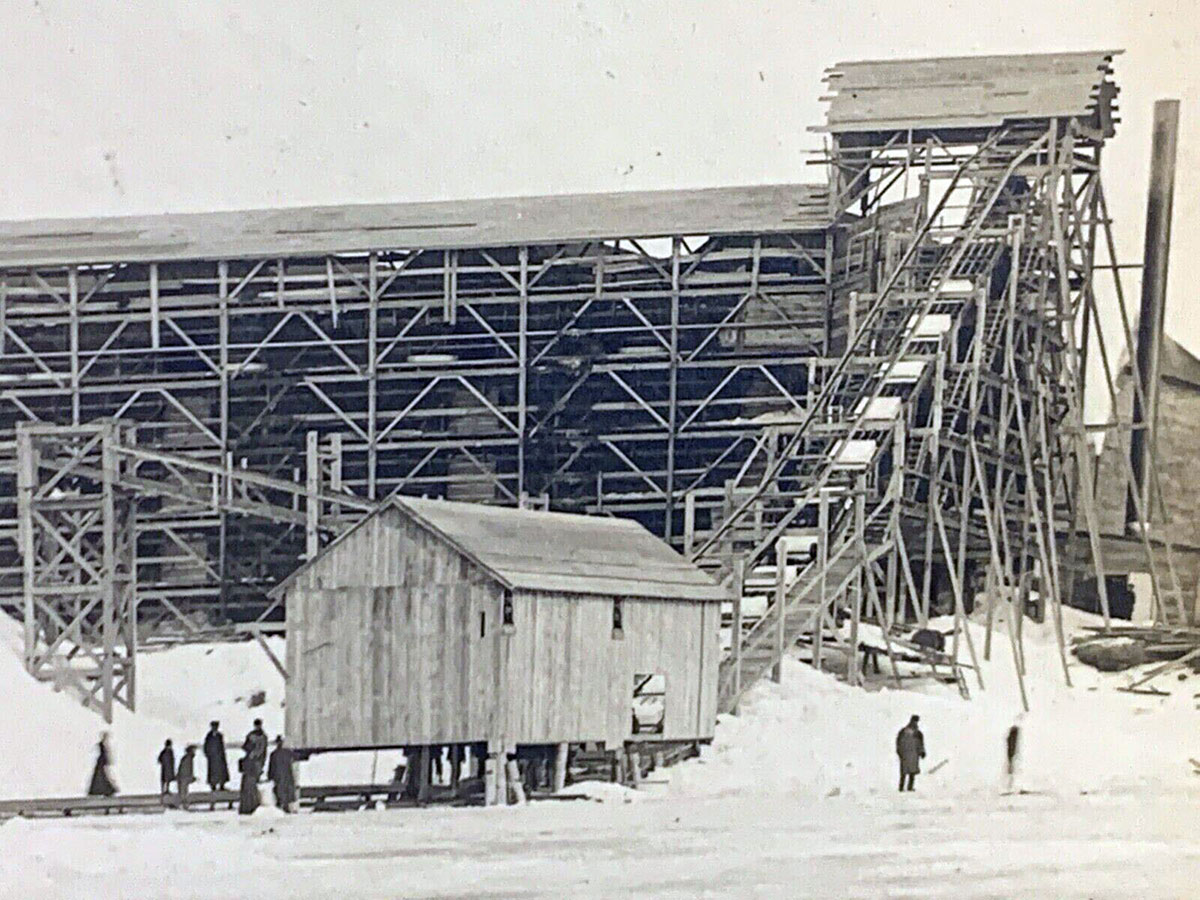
[
  {"xmin": 1114, "ymin": 335, "xmax": 1200, "ymax": 392},
  {"xmin": 272, "ymin": 496, "xmax": 727, "ymax": 603},
  {"xmin": 1160, "ymin": 336, "xmax": 1200, "ymax": 391}
]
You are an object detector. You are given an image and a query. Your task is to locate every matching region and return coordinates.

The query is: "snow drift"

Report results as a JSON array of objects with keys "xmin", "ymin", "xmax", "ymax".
[
  {"xmin": 0, "ymin": 617, "xmax": 402, "ymax": 799},
  {"xmin": 0, "ymin": 604, "xmax": 1195, "ymax": 803},
  {"xmin": 670, "ymin": 608, "xmax": 1200, "ymax": 800}
]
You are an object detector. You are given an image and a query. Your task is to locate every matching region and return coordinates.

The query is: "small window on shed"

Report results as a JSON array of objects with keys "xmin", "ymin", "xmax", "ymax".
[
  {"xmin": 612, "ymin": 598, "xmax": 624, "ymax": 639},
  {"xmin": 502, "ymin": 589, "xmax": 515, "ymax": 634},
  {"xmin": 632, "ymin": 673, "xmax": 665, "ymax": 736}
]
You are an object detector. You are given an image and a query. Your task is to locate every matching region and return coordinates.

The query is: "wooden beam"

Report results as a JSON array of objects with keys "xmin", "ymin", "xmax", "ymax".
[
  {"xmin": 772, "ymin": 539, "xmax": 786, "ymax": 682},
  {"xmin": 553, "ymin": 742, "xmax": 569, "ymax": 793},
  {"xmin": 731, "ymin": 556, "xmax": 745, "ymax": 713},
  {"xmin": 252, "ymin": 630, "xmax": 287, "ymax": 681}
]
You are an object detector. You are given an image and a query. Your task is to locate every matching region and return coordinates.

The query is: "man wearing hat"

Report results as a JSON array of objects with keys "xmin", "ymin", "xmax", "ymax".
[
  {"xmin": 895, "ymin": 715, "xmax": 926, "ymax": 792},
  {"xmin": 267, "ymin": 735, "xmax": 298, "ymax": 813},
  {"xmin": 203, "ymin": 721, "xmax": 230, "ymax": 792}
]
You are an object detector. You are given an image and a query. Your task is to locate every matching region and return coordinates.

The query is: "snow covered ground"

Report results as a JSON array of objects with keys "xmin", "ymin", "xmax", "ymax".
[
  {"xmin": 1, "ymin": 606, "xmax": 1199, "ymax": 897},
  {"xmin": 2, "ymin": 787, "xmax": 1197, "ymax": 898},
  {"xmin": 0, "ymin": 617, "xmax": 399, "ymax": 798},
  {"xmin": 681, "ymin": 608, "xmax": 1200, "ymax": 801}
]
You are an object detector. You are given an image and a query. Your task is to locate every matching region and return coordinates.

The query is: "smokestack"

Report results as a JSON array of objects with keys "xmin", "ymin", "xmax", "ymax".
[{"xmin": 1127, "ymin": 99, "xmax": 1180, "ymax": 528}]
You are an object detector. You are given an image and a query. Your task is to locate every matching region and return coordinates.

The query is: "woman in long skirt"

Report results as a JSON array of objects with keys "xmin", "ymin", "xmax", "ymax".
[
  {"xmin": 237, "ymin": 753, "xmax": 261, "ymax": 815},
  {"xmin": 87, "ymin": 732, "xmax": 117, "ymax": 797}
]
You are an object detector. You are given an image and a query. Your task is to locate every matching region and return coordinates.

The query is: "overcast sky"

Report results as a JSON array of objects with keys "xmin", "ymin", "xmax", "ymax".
[{"xmin": 2, "ymin": 0, "xmax": 1196, "ymax": 394}]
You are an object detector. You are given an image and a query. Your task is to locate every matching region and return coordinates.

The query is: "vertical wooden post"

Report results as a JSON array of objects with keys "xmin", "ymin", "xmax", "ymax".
[
  {"xmin": 15, "ymin": 427, "xmax": 35, "ymax": 673},
  {"xmin": 367, "ymin": 253, "xmax": 378, "ymax": 500},
  {"xmin": 450, "ymin": 745, "xmax": 462, "ymax": 797},
  {"xmin": 664, "ymin": 237, "xmax": 681, "ymax": 542},
  {"xmin": 495, "ymin": 745, "xmax": 508, "ymax": 805},
  {"xmin": 683, "ymin": 491, "xmax": 696, "ymax": 557},
  {"xmin": 329, "ymin": 433, "xmax": 343, "ymax": 510},
  {"xmin": 1128, "ymin": 99, "xmax": 1180, "ymax": 524},
  {"xmin": 816, "ymin": 490, "xmax": 830, "ymax": 672},
  {"xmin": 553, "ymin": 742, "xmax": 569, "ymax": 793},
  {"xmin": 415, "ymin": 746, "xmax": 431, "ymax": 803},
  {"xmin": 887, "ymin": 419, "xmax": 905, "ymax": 626},
  {"xmin": 443, "ymin": 250, "xmax": 458, "ymax": 324},
  {"xmin": 933, "ymin": 501, "xmax": 984, "ymax": 690},
  {"xmin": 484, "ymin": 742, "xmax": 499, "ymax": 806},
  {"xmin": 100, "ymin": 425, "xmax": 116, "ymax": 723},
  {"xmin": 849, "ymin": 479, "xmax": 866, "ymax": 686},
  {"xmin": 628, "ymin": 748, "xmax": 642, "ymax": 788},
  {"xmin": 217, "ymin": 261, "xmax": 230, "ymax": 622},
  {"xmin": 505, "ymin": 747, "xmax": 525, "ymax": 804},
  {"xmin": 69, "ymin": 267, "xmax": 80, "ymax": 425},
  {"xmin": 723, "ymin": 479, "xmax": 735, "ymax": 570},
  {"xmin": 0, "ymin": 273, "xmax": 7, "ymax": 356},
  {"xmin": 611, "ymin": 747, "xmax": 624, "ymax": 785},
  {"xmin": 730, "ymin": 556, "xmax": 745, "ymax": 713},
  {"xmin": 305, "ymin": 431, "xmax": 319, "ymax": 559},
  {"xmin": 517, "ymin": 247, "xmax": 529, "ymax": 498},
  {"xmin": 149, "ymin": 263, "xmax": 160, "ymax": 350},
  {"xmin": 771, "ymin": 540, "xmax": 786, "ymax": 682},
  {"xmin": 983, "ymin": 566, "xmax": 996, "ymax": 661},
  {"xmin": 848, "ymin": 566, "xmax": 862, "ymax": 687}
]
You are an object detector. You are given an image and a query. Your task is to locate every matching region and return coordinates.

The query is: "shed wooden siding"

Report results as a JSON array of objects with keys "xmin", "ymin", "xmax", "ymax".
[
  {"xmin": 284, "ymin": 504, "xmax": 721, "ymax": 749},
  {"xmin": 501, "ymin": 591, "xmax": 718, "ymax": 746},
  {"xmin": 285, "ymin": 507, "xmax": 504, "ymax": 748}
]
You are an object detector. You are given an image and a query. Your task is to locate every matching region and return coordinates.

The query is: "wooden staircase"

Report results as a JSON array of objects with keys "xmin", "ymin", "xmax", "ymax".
[
  {"xmin": 697, "ymin": 181, "xmax": 1009, "ymax": 710},
  {"xmin": 717, "ymin": 478, "xmax": 896, "ymax": 714},
  {"xmin": 698, "ymin": 127, "xmax": 1192, "ymax": 713}
]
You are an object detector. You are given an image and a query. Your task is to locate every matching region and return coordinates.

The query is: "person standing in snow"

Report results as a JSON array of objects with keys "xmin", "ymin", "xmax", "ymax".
[
  {"xmin": 203, "ymin": 721, "xmax": 229, "ymax": 791},
  {"xmin": 895, "ymin": 715, "xmax": 926, "ymax": 792},
  {"xmin": 158, "ymin": 739, "xmax": 176, "ymax": 798},
  {"xmin": 237, "ymin": 746, "xmax": 261, "ymax": 815},
  {"xmin": 1005, "ymin": 718, "xmax": 1021, "ymax": 792},
  {"xmin": 176, "ymin": 745, "xmax": 197, "ymax": 809},
  {"xmin": 243, "ymin": 719, "xmax": 268, "ymax": 778},
  {"xmin": 267, "ymin": 736, "xmax": 297, "ymax": 812},
  {"xmin": 87, "ymin": 732, "xmax": 117, "ymax": 797}
]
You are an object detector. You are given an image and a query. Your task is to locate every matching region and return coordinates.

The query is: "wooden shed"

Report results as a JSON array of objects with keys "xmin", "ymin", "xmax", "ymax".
[{"xmin": 270, "ymin": 496, "xmax": 725, "ymax": 793}]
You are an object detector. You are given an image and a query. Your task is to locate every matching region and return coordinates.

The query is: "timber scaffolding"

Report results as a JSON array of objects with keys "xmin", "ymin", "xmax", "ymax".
[{"xmin": 0, "ymin": 49, "xmax": 1191, "ymax": 720}]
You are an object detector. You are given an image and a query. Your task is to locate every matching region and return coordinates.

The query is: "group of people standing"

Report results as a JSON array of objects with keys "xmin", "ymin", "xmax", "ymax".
[
  {"xmin": 235, "ymin": 718, "xmax": 298, "ymax": 815},
  {"xmin": 89, "ymin": 718, "xmax": 297, "ymax": 814}
]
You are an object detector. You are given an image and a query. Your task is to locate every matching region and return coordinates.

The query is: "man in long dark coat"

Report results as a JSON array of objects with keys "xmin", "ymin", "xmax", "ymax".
[
  {"xmin": 177, "ymin": 745, "xmax": 197, "ymax": 809},
  {"xmin": 157, "ymin": 739, "xmax": 176, "ymax": 798},
  {"xmin": 87, "ymin": 732, "xmax": 117, "ymax": 797},
  {"xmin": 267, "ymin": 736, "xmax": 297, "ymax": 812},
  {"xmin": 895, "ymin": 715, "xmax": 926, "ymax": 792},
  {"xmin": 203, "ymin": 721, "xmax": 230, "ymax": 791},
  {"xmin": 243, "ymin": 719, "xmax": 268, "ymax": 776}
]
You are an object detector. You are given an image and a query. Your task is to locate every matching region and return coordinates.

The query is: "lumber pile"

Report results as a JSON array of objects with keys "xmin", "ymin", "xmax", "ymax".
[{"xmin": 1072, "ymin": 626, "xmax": 1200, "ymax": 673}]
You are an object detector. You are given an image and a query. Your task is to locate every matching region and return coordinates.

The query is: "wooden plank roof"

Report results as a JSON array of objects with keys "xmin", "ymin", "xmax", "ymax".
[
  {"xmin": 272, "ymin": 496, "xmax": 727, "ymax": 603},
  {"xmin": 1113, "ymin": 336, "xmax": 1200, "ymax": 392},
  {"xmin": 1160, "ymin": 337, "xmax": 1200, "ymax": 391},
  {"xmin": 818, "ymin": 50, "xmax": 1121, "ymax": 134},
  {"xmin": 0, "ymin": 183, "xmax": 831, "ymax": 268}
]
